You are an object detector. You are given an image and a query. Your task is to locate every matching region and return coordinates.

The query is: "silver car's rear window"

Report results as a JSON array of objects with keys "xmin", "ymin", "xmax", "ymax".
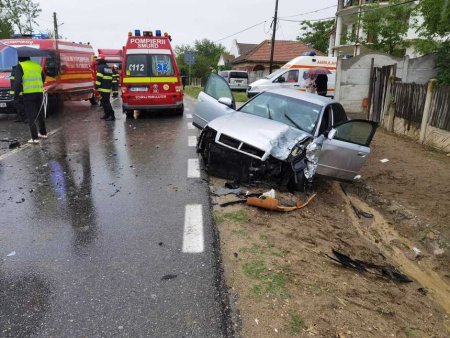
[{"xmin": 239, "ymin": 92, "xmax": 322, "ymax": 134}]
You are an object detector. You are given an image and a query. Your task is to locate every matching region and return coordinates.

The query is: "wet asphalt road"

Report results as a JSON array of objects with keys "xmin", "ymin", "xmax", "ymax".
[{"xmin": 0, "ymin": 97, "xmax": 229, "ymax": 337}]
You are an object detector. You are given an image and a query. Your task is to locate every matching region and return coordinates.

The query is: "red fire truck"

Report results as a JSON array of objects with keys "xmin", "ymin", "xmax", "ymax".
[
  {"xmin": 97, "ymin": 48, "xmax": 123, "ymax": 71},
  {"xmin": 121, "ymin": 29, "xmax": 183, "ymax": 117},
  {"xmin": 0, "ymin": 37, "xmax": 96, "ymax": 114}
]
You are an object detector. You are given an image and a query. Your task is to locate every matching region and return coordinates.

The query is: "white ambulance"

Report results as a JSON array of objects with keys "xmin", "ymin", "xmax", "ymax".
[{"xmin": 246, "ymin": 54, "xmax": 337, "ymax": 98}]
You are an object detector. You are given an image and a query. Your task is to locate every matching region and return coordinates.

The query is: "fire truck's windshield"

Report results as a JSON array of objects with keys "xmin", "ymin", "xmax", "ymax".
[{"xmin": 125, "ymin": 54, "xmax": 174, "ymax": 77}]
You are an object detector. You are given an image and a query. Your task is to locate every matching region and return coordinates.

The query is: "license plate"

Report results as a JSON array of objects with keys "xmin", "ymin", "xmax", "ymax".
[
  {"xmin": 130, "ymin": 87, "xmax": 147, "ymax": 92},
  {"xmin": 0, "ymin": 103, "xmax": 6, "ymax": 108}
]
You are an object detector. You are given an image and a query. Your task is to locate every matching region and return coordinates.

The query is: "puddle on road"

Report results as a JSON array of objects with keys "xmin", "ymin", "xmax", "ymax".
[{"xmin": 338, "ymin": 186, "xmax": 450, "ymax": 315}]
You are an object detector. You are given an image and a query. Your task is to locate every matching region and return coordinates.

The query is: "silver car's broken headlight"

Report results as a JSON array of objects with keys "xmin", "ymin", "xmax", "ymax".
[{"xmin": 304, "ymin": 136, "xmax": 324, "ymax": 180}]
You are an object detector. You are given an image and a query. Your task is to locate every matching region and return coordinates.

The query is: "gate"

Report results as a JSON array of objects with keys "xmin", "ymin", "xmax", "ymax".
[{"xmin": 368, "ymin": 64, "xmax": 396, "ymax": 122}]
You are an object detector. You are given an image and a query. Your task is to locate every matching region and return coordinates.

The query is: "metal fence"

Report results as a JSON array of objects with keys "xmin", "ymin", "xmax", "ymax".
[
  {"xmin": 393, "ymin": 82, "xmax": 427, "ymax": 124},
  {"xmin": 429, "ymin": 84, "xmax": 450, "ymax": 131}
]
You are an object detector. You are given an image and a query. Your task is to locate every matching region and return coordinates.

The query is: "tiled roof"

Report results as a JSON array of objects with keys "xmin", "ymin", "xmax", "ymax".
[
  {"xmin": 232, "ymin": 40, "xmax": 324, "ymax": 64},
  {"xmin": 237, "ymin": 42, "xmax": 258, "ymax": 55}
]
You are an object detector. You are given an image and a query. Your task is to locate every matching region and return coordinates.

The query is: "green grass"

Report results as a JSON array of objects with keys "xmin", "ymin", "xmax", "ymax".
[
  {"xmin": 231, "ymin": 228, "xmax": 249, "ymax": 237},
  {"xmin": 184, "ymin": 86, "xmax": 202, "ymax": 99},
  {"xmin": 240, "ymin": 244, "xmax": 264, "ymax": 255},
  {"xmin": 249, "ymin": 284, "xmax": 263, "ymax": 299},
  {"xmin": 243, "ymin": 260, "xmax": 289, "ymax": 298},
  {"xmin": 289, "ymin": 313, "xmax": 304, "ymax": 335},
  {"xmin": 183, "ymin": 86, "xmax": 248, "ymax": 102},
  {"xmin": 232, "ymin": 90, "xmax": 249, "ymax": 102},
  {"xmin": 213, "ymin": 210, "xmax": 249, "ymax": 224},
  {"xmin": 243, "ymin": 260, "xmax": 266, "ymax": 279}
]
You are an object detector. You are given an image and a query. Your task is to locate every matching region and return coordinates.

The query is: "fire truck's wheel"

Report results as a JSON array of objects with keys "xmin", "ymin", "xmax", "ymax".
[
  {"xmin": 125, "ymin": 110, "xmax": 133, "ymax": 119},
  {"xmin": 48, "ymin": 94, "xmax": 63, "ymax": 115},
  {"xmin": 175, "ymin": 104, "xmax": 184, "ymax": 116},
  {"xmin": 89, "ymin": 96, "xmax": 99, "ymax": 105}
]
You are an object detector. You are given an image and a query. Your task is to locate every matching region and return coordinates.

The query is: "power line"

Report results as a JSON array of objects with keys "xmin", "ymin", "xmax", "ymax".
[
  {"xmin": 279, "ymin": 0, "xmax": 418, "ymax": 23},
  {"xmin": 214, "ymin": 20, "xmax": 267, "ymax": 43},
  {"xmin": 278, "ymin": 4, "xmax": 337, "ymax": 19}
]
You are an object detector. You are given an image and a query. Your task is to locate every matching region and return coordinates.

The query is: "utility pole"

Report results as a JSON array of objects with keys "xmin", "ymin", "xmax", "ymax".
[
  {"xmin": 269, "ymin": 0, "xmax": 279, "ymax": 74},
  {"xmin": 53, "ymin": 12, "xmax": 59, "ymax": 39}
]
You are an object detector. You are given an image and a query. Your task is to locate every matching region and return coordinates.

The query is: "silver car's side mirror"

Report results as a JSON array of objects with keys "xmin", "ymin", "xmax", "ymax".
[
  {"xmin": 218, "ymin": 97, "xmax": 233, "ymax": 108},
  {"xmin": 327, "ymin": 128, "xmax": 336, "ymax": 140}
]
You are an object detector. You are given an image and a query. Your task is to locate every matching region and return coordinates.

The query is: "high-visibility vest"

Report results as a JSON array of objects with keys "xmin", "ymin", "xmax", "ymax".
[{"xmin": 20, "ymin": 60, "xmax": 44, "ymax": 94}]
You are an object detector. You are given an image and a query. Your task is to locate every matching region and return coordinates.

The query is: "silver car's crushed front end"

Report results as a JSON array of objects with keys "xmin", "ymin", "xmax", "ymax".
[{"xmin": 197, "ymin": 127, "xmax": 312, "ymax": 191}]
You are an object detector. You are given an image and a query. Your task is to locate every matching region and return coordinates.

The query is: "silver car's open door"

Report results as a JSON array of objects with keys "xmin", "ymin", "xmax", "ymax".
[
  {"xmin": 193, "ymin": 73, "xmax": 236, "ymax": 129},
  {"xmin": 316, "ymin": 119, "xmax": 378, "ymax": 181}
]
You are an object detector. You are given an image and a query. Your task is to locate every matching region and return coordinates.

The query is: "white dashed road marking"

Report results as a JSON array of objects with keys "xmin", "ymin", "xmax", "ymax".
[
  {"xmin": 185, "ymin": 107, "xmax": 191, "ymax": 112},
  {"xmin": 183, "ymin": 204, "xmax": 204, "ymax": 253},
  {"xmin": 187, "ymin": 122, "xmax": 195, "ymax": 129},
  {"xmin": 187, "ymin": 158, "xmax": 200, "ymax": 178},
  {"xmin": 188, "ymin": 136, "xmax": 197, "ymax": 147},
  {"xmin": 185, "ymin": 113, "xmax": 192, "ymax": 119}
]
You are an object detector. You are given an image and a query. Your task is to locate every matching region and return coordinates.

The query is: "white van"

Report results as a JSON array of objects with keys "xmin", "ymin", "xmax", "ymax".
[
  {"xmin": 218, "ymin": 70, "xmax": 249, "ymax": 91},
  {"xmin": 246, "ymin": 55, "xmax": 337, "ymax": 98}
]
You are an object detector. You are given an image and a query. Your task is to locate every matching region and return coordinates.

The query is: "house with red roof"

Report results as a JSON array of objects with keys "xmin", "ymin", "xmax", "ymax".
[{"xmin": 230, "ymin": 40, "xmax": 323, "ymax": 83}]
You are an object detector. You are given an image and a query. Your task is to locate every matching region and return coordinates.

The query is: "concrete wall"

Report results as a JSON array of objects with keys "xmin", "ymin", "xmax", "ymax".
[
  {"xmin": 335, "ymin": 53, "xmax": 402, "ymax": 113},
  {"xmin": 335, "ymin": 53, "xmax": 437, "ymax": 113},
  {"xmin": 403, "ymin": 54, "xmax": 437, "ymax": 84},
  {"xmin": 389, "ymin": 117, "xmax": 450, "ymax": 153}
]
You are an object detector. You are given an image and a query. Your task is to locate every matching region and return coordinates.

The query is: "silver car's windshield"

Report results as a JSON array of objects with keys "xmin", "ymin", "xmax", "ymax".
[{"xmin": 239, "ymin": 92, "xmax": 322, "ymax": 134}]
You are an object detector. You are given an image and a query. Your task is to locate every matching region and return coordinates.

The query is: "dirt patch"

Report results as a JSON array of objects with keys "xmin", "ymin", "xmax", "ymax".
[
  {"xmin": 347, "ymin": 129, "xmax": 450, "ymax": 277},
  {"xmin": 212, "ymin": 177, "xmax": 449, "ymax": 337}
]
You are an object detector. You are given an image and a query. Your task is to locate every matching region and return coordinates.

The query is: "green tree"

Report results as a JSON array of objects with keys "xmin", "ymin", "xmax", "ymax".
[
  {"xmin": 0, "ymin": 1, "xmax": 13, "ymax": 38},
  {"xmin": 174, "ymin": 39, "xmax": 225, "ymax": 84},
  {"xmin": 1, "ymin": 0, "xmax": 41, "ymax": 35},
  {"xmin": 297, "ymin": 19, "xmax": 334, "ymax": 54},
  {"xmin": 415, "ymin": 0, "xmax": 450, "ymax": 84},
  {"xmin": 361, "ymin": 0, "xmax": 414, "ymax": 56}
]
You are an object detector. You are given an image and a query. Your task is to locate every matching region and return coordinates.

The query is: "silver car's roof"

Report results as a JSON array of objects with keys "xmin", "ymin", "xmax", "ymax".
[{"xmin": 262, "ymin": 88, "xmax": 336, "ymax": 106}]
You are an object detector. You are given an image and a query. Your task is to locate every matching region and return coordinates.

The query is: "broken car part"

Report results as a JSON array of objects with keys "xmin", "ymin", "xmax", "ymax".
[
  {"xmin": 327, "ymin": 249, "xmax": 412, "ymax": 283},
  {"xmin": 246, "ymin": 193, "xmax": 316, "ymax": 212}
]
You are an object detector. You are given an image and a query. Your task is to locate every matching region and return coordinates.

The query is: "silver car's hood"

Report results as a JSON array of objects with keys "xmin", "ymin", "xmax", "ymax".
[{"xmin": 207, "ymin": 112, "xmax": 311, "ymax": 161}]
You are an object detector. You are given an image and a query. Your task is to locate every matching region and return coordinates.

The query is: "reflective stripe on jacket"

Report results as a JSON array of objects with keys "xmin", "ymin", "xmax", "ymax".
[
  {"xmin": 95, "ymin": 64, "xmax": 113, "ymax": 93},
  {"xmin": 20, "ymin": 60, "xmax": 44, "ymax": 94}
]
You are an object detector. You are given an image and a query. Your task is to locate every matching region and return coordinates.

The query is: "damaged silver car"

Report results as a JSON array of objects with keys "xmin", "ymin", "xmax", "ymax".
[{"xmin": 193, "ymin": 74, "xmax": 377, "ymax": 190}]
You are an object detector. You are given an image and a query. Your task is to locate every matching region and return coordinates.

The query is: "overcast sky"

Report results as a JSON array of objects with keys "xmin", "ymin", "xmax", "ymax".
[{"xmin": 35, "ymin": 0, "xmax": 337, "ymax": 53}]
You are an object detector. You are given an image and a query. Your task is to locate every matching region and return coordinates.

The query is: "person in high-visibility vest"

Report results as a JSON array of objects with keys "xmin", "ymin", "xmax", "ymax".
[
  {"xmin": 9, "ymin": 65, "xmax": 27, "ymax": 123},
  {"xmin": 14, "ymin": 57, "xmax": 47, "ymax": 144},
  {"xmin": 111, "ymin": 64, "xmax": 119, "ymax": 98},
  {"xmin": 95, "ymin": 55, "xmax": 115, "ymax": 121}
]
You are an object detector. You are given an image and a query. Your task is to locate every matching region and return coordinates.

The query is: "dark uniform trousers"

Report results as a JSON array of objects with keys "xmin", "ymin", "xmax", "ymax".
[
  {"xmin": 24, "ymin": 92, "xmax": 46, "ymax": 140},
  {"xmin": 101, "ymin": 92, "xmax": 114, "ymax": 118}
]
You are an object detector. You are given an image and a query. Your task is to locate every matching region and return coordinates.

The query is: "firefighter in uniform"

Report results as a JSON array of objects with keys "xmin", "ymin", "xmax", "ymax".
[
  {"xmin": 95, "ymin": 55, "xmax": 115, "ymax": 121},
  {"xmin": 9, "ymin": 65, "xmax": 26, "ymax": 122},
  {"xmin": 14, "ymin": 57, "xmax": 47, "ymax": 144},
  {"xmin": 111, "ymin": 65, "xmax": 119, "ymax": 98}
]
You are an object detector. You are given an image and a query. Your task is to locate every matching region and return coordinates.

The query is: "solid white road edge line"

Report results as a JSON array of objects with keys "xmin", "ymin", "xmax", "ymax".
[
  {"xmin": 185, "ymin": 113, "xmax": 192, "ymax": 119},
  {"xmin": 187, "ymin": 158, "xmax": 200, "ymax": 178},
  {"xmin": 0, "ymin": 127, "xmax": 62, "ymax": 161},
  {"xmin": 183, "ymin": 204, "xmax": 204, "ymax": 253},
  {"xmin": 188, "ymin": 136, "xmax": 197, "ymax": 147},
  {"xmin": 187, "ymin": 122, "xmax": 195, "ymax": 129}
]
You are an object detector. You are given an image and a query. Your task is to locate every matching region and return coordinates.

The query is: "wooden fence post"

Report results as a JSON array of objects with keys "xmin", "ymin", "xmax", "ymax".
[
  {"xmin": 384, "ymin": 75, "xmax": 396, "ymax": 132},
  {"xmin": 419, "ymin": 79, "xmax": 437, "ymax": 144}
]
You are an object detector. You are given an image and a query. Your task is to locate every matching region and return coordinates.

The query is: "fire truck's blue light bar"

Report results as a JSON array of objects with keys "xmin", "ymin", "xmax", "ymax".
[
  {"xmin": 155, "ymin": 30, "xmax": 162, "ymax": 37},
  {"xmin": 134, "ymin": 29, "xmax": 141, "ymax": 36}
]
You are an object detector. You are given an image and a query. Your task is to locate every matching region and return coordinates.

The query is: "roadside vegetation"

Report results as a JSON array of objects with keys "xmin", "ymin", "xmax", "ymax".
[{"xmin": 184, "ymin": 86, "xmax": 248, "ymax": 103}]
